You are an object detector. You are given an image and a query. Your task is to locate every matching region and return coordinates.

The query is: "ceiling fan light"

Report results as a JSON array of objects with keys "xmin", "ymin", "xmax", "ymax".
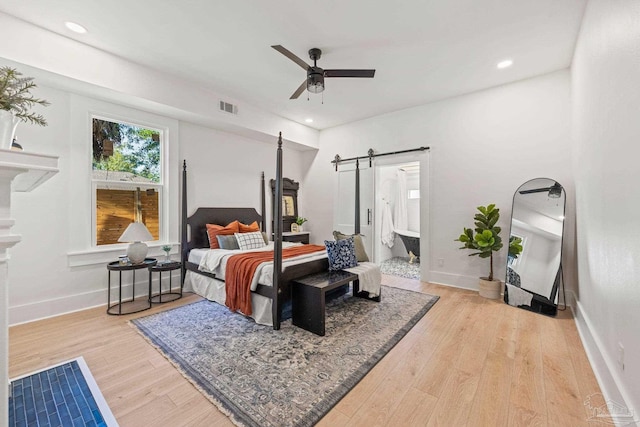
[
  {"xmin": 307, "ymin": 82, "xmax": 324, "ymax": 93},
  {"xmin": 307, "ymin": 71, "xmax": 324, "ymax": 94},
  {"xmin": 548, "ymin": 187, "xmax": 562, "ymax": 198}
]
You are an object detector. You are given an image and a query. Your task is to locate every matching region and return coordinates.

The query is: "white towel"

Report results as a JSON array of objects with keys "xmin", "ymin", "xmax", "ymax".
[
  {"xmin": 381, "ymin": 202, "xmax": 395, "ymax": 248},
  {"xmin": 505, "ymin": 283, "xmax": 533, "ymax": 307},
  {"xmin": 344, "ymin": 262, "xmax": 382, "ymax": 297}
]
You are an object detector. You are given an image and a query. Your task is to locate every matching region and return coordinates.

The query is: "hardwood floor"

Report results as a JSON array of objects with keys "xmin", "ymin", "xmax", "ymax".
[{"xmin": 9, "ymin": 276, "xmax": 608, "ymax": 426}]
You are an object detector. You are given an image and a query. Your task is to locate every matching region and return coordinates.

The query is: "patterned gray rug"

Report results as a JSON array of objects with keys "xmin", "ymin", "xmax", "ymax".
[
  {"xmin": 380, "ymin": 256, "xmax": 421, "ymax": 280},
  {"xmin": 131, "ymin": 285, "xmax": 438, "ymax": 427}
]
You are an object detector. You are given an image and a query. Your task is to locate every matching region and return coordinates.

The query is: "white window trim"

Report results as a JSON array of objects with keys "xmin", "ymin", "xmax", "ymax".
[{"xmin": 67, "ymin": 95, "xmax": 179, "ymax": 267}]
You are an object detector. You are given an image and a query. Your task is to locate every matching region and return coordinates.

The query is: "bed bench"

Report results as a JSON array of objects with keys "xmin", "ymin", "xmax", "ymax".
[{"xmin": 292, "ymin": 270, "xmax": 379, "ymax": 336}]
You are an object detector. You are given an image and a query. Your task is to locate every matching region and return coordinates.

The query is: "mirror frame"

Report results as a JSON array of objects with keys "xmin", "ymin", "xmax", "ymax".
[
  {"xmin": 504, "ymin": 177, "xmax": 566, "ymax": 316},
  {"xmin": 270, "ymin": 177, "xmax": 299, "ymax": 234}
]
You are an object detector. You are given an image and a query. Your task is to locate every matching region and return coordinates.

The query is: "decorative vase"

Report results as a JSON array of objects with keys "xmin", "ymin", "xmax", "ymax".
[
  {"xmin": 478, "ymin": 278, "xmax": 501, "ymax": 299},
  {"xmin": 0, "ymin": 110, "xmax": 20, "ymax": 150}
]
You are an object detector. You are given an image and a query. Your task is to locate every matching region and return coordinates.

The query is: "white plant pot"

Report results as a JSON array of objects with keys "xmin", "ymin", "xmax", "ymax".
[
  {"xmin": 479, "ymin": 278, "xmax": 502, "ymax": 299},
  {"xmin": 0, "ymin": 110, "xmax": 20, "ymax": 150}
]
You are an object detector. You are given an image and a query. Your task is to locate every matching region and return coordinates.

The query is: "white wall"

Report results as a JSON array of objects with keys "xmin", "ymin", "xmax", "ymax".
[
  {"xmin": 179, "ymin": 122, "xmax": 307, "ymax": 224},
  {"xmin": 303, "ymin": 70, "xmax": 574, "ymax": 289},
  {"xmin": 571, "ymin": 0, "xmax": 640, "ymax": 417}
]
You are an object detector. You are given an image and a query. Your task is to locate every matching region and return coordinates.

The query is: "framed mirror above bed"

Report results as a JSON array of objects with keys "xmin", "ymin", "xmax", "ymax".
[{"xmin": 270, "ymin": 177, "xmax": 299, "ymax": 234}]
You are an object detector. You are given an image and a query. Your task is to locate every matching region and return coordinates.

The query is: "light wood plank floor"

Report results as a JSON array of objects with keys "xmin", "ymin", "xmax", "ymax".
[{"xmin": 9, "ymin": 276, "xmax": 608, "ymax": 426}]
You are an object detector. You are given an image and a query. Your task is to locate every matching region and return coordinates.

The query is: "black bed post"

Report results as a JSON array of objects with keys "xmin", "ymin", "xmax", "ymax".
[
  {"xmin": 260, "ymin": 171, "xmax": 266, "ymax": 232},
  {"xmin": 354, "ymin": 158, "xmax": 361, "ymax": 235},
  {"xmin": 272, "ymin": 133, "xmax": 284, "ymax": 330},
  {"xmin": 181, "ymin": 160, "xmax": 188, "ymax": 286}
]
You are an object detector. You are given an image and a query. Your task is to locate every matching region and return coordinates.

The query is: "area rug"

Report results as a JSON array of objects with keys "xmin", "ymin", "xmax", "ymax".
[
  {"xmin": 131, "ymin": 285, "xmax": 438, "ymax": 427},
  {"xmin": 380, "ymin": 256, "xmax": 421, "ymax": 280},
  {"xmin": 9, "ymin": 356, "xmax": 118, "ymax": 427}
]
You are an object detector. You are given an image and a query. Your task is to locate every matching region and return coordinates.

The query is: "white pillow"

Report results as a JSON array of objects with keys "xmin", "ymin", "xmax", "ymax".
[{"xmin": 235, "ymin": 231, "xmax": 267, "ymax": 250}]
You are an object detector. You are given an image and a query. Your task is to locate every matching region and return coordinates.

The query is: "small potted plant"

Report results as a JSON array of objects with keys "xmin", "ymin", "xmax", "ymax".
[
  {"xmin": 291, "ymin": 216, "xmax": 307, "ymax": 232},
  {"xmin": 455, "ymin": 204, "xmax": 504, "ymax": 299},
  {"xmin": 0, "ymin": 67, "xmax": 49, "ymax": 149},
  {"xmin": 161, "ymin": 244, "xmax": 172, "ymax": 264}
]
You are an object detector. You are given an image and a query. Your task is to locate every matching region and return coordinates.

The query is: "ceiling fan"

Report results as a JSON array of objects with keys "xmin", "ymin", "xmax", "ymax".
[
  {"xmin": 271, "ymin": 45, "xmax": 376, "ymax": 99},
  {"xmin": 519, "ymin": 181, "xmax": 563, "ymax": 198}
]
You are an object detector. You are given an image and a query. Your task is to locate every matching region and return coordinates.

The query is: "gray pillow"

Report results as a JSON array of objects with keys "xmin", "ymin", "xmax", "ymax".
[
  {"xmin": 333, "ymin": 230, "xmax": 369, "ymax": 262},
  {"xmin": 216, "ymin": 234, "xmax": 240, "ymax": 250}
]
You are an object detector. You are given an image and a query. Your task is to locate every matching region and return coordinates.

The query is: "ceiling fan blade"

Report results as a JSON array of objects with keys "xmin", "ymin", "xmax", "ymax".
[
  {"xmin": 324, "ymin": 69, "xmax": 376, "ymax": 78},
  {"xmin": 290, "ymin": 80, "xmax": 307, "ymax": 99},
  {"xmin": 271, "ymin": 45, "xmax": 310, "ymax": 71},
  {"xmin": 519, "ymin": 187, "xmax": 552, "ymax": 194}
]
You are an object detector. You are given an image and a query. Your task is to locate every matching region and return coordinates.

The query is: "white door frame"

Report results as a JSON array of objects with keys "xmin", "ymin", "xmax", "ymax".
[{"xmin": 373, "ymin": 151, "xmax": 430, "ymax": 282}]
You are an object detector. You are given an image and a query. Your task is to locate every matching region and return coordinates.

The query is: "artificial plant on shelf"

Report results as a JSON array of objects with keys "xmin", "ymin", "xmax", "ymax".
[
  {"xmin": 0, "ymin": 67, "xmax": 49, "ymax": 124},
  {"xmin": 295, "ymin": 216, "xmax": 307, "ymax": 226},
  {"xmin": 0, "ymin": 66, "xmax": 49, "ymax": 149},
  {"xmin": 455, "ymin": 204, "xmax": 504, "ymax": 298}
]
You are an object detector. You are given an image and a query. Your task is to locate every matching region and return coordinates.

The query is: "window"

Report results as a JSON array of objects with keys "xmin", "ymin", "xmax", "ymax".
[{"xmin": 91, "ymin": 117, "xmax": 162, "ymax": 246}]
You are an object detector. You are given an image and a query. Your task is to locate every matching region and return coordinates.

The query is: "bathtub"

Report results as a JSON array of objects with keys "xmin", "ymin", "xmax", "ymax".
[{"xmin": 396, "ymin": 229, "xmax": 420, "ymax": 263}]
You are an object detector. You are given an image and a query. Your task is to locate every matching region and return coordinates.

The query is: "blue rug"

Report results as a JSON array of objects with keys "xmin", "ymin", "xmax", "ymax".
[
  {"xmin": 131, "ymin": 285, "xmax": 439, "ymax": 427},
  {"xmin": 9, "ymin": 357, "xmax": 118, "ymax": 427}
]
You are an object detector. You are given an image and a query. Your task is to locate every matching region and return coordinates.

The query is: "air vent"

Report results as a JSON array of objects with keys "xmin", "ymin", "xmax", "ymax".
[{"xmin": 219, "ymin": 100, "xmax": 238, "ymax": 115}]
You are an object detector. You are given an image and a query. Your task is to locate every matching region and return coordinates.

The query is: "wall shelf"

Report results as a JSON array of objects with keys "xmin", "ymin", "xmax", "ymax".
[{"xmin": 0, "ymin": 149, "xmax": 59, "ymax": 192}]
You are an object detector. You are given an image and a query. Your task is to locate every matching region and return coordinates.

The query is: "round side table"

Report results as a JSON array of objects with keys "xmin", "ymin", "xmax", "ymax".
[
  {"xmin": 149, "ymin": 261, "xmax": 182, "ymax": 303},
  {"xmin": 107, "ymin": 258, "xmax": 157, "ymax": 315}
]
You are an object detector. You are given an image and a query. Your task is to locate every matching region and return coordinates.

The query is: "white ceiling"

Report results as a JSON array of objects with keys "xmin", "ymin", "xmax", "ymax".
[{"xmin": 0, "ymin": 0, "xmax": 586, "ymax": 130}]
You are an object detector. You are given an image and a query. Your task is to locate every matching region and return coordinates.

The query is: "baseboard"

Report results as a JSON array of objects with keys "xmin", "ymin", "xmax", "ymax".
[
  {"xmin": 428, "ymin": 271, "xmax": 479, "ymax": 291},
  {"xmin": 572, "ymin": 295, "xmax": 638, "ymax": 426},
  {"xmin": 9, "ymin": 270, "xmax": 181, "ymax": 325}
]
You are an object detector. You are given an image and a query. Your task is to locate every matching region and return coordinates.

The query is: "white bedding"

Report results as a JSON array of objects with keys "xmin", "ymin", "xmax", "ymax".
[
  {"xmin": 184, "ymin": 242, "xmax": 328, "ymax": 326},
  {"xmin": 192, "ymin": 242, "xmax": 327, "ymax": 290}
]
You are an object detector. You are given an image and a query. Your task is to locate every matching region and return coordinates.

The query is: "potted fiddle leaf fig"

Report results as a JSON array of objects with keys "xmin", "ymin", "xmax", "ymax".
[
  {"xmin": 455, "ymin": 204, "xmax": 504, "ymax": 299},
  {"xmin": 508, "ymin": 235, "xmax": 523, "ymax": 261},
  {"xmin": 0, "ymin": 66, "xmax": 49, "ymax": 150}
]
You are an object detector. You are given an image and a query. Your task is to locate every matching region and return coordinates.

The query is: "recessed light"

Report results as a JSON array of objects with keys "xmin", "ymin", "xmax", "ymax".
[
  {"xmin": 497, "ymin": 59, "xmax": 513, "ymax": 69},
  {"xmin": 65, "ymin": 21, "xmax": 87, "ymax": 34},
  {"xmin": 304, "ymin": 118, "xmax": 313, "ymax": 123}
]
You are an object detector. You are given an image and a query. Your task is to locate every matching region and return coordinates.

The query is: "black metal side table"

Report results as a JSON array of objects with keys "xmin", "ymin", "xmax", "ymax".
[
  {"xmin": 149, "ymin": 261, "xmax": 182, "ymax": 304},
  {"xmin": 107, "ymin": 258, "xmax": 157, "ymax": 315}
]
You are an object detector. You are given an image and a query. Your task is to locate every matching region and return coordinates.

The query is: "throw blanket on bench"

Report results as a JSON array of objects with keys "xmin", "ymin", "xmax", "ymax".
[
  {"xmin": 225, "ymin": 244, "xmax": 326, "ymax": 315},
  {"xmin": 345, "ymin": 262, "xmax": 382, "ymax": 297}
]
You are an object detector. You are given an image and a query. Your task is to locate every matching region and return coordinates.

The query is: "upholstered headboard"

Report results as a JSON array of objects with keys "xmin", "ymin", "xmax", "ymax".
[{"xmin": 186, "ymin": 207, "xmax": 262, "ymax": 250}]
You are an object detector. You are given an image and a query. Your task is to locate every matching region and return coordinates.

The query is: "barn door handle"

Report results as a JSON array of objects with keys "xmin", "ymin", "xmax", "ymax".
[{"xmin": 367, "ymin": 209, "xmax": 372, "ymax": 225}]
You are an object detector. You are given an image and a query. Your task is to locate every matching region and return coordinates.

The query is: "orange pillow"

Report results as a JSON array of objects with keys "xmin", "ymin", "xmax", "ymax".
[
  {"xmin": 239, "ymin": 221, "xmax": 260, "ymax": 233},
  {"xmin": 206, "ymin": 221, "xmax": 239, "ymax": 249}
]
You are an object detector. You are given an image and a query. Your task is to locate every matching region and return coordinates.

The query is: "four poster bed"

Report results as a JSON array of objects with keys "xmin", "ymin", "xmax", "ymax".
[{"xmin": 180, "ymin": 133, "xmax": 330, "ymax": 330}]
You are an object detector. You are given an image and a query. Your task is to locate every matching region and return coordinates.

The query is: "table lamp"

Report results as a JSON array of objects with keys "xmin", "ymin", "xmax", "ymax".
[{"xmin": 118, "ymin": 222, "xmax": 153, "ymax": 264}]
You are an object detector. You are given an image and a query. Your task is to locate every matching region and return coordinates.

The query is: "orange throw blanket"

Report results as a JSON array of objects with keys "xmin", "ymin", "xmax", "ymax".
[{"xmin": 225, "ymin": 244, "xmax": 326, "ymax": 315}]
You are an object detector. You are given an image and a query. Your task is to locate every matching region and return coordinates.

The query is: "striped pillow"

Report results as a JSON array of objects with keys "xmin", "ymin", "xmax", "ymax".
[{"xmin": 235, "ymin": 231, "xmax": 267, "ymax": 250}]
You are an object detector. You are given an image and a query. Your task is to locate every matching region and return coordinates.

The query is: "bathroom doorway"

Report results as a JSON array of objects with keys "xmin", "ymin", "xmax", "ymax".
[{"xmin": 375, "ymin": 161, "xmax": 422, "ymax": 280}]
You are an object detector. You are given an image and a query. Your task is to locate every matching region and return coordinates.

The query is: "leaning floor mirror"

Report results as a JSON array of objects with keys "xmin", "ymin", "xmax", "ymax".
[{"xmin": 504, "ymin": 178, "xmax": 566, "ymax": 316}]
